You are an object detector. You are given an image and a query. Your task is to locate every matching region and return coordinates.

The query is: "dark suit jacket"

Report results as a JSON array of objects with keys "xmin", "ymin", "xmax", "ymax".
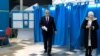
[{"xmin": 40, "ymin": 16, "xmax": 56, "ymax": 35}]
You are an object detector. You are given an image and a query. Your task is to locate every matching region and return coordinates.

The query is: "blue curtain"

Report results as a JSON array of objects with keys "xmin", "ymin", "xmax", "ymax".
[
  {"xmin": 54, "ymin": 4, "xmax": 69, "ymax": 46},
  {"xmin": 70, "ymin": 3, "xmax": 88, "ymax": 49},
  {"xmin": 96, "ymin": 6, "xmax": 100, "ymax": 55},
  {"xmin": 34, "ymin": 7, "xmax": 44, "ymax": 42},
  {"xmin": 70, "ymin": 4, "xmax": 80, "ymax": 49},
  {"xmin": 95, "ymin": 6, "xmax": 100, "ymax": 54}
]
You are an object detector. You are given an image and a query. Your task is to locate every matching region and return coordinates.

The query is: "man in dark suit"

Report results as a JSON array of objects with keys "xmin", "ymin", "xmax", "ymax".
[{"xmin": 40, "ymin": 10, "xmax": 56, "ymax": 56}]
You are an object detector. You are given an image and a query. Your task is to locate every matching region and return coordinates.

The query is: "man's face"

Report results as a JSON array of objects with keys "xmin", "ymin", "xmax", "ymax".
[{"xmin": 45, "ymin": 11, "xmax": 49, "ymax": 17}]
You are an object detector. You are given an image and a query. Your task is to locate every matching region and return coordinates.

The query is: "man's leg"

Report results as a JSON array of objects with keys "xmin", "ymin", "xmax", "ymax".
[
  {"xmin": 43, "ymin": 33, "xmax": 48, "ymax": 53},
  {"xmin": 47, "ymin": 34, "xmax": 53, "ymax": 56}
]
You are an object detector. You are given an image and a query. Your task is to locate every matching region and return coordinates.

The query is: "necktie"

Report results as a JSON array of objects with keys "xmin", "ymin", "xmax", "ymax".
[{"xmin": 46, "ymin": 17, "xmax": 49, "ymax": 23}]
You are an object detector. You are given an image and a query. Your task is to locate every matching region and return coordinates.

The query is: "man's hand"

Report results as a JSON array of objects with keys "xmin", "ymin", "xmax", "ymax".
[{"xmin": 41, "ymin": 26, "xmax": 48, "ymax": 31}]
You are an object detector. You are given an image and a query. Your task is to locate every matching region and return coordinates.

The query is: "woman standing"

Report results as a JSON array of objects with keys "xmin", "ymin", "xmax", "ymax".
[{"xmin": 82, "ymin": 11, "xmax": 99, "ymax": 56}]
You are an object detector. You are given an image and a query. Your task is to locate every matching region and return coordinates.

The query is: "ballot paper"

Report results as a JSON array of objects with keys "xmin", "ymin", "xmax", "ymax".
[{"xmin": 42, "ymin": 26, "xmax": 48, "ymax": 31}]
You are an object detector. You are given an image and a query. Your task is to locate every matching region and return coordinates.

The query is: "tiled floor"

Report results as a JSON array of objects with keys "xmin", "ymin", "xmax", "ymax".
[{"xmin": 0, "ymin": 39, "xmax": 99, "ymax": 56}]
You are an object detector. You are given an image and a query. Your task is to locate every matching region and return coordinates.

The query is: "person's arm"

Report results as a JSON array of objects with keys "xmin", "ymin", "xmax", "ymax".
[
  {"xmin": 92, "ymin": 20, "xmax": 99, "ymax": 30},
  {"xmin": 81, "ymin": 20, "xmax": 87, "ymax": 29},
  {"xmin": 40, "ymin": 17, "xmax": 48, "ymax": 31}
]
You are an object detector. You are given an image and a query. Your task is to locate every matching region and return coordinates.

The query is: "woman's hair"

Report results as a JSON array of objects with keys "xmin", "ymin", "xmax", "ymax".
[{"xmin": 88, "ymin": 11, "xmax": 94, "ymax": 16}]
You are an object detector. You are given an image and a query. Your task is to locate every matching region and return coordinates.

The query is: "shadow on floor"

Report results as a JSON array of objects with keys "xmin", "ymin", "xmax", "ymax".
[{"xmin": 0, "ymin": 42, "xmax": 25, "ymax": 56}]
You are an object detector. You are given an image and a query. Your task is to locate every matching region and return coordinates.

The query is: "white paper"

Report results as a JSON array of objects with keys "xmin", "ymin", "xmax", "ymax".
[
  {"xmin": 13, "ymin": 13, "xmax": 23, "ymax": 20},
  {"xmin": 13, "ymin": 21, "xmax": 23, "ymax": 28},
  {"xmin": 42, "ymin": 26, "xmax": 48, "ymax": 31},
  {"xmin": 29, "ymin": 21, "xmax": 34, "ymax": 28},
  {"xmin": 24, "ymin": 13, "xmax": 29, "ymax": 20},
  {"xmin": 29, "ymin": 13, "xmax": 34, "ymax": 20}
]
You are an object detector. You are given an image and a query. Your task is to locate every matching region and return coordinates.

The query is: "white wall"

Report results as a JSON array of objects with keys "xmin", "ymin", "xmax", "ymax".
[{"xmin": 17, "ymin": 29, "xmax": 34, "ymax": 42}]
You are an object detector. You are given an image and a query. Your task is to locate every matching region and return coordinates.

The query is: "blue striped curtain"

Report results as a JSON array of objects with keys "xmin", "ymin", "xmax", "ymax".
[
  {"xmin": 54, "ymin": 4, "xmax": 69, "ymax": 46},
  {"xmin": 34, "ymin": 7, "xmax": 44, "ymax": 42},
  {"xmin": 70, "ymin": 3, "xmax": 88, "ymax": 49}
]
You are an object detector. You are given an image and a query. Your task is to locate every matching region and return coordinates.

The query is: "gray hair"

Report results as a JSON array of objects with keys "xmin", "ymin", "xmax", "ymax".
[{"xmin": 45, "ymin": 9, "xmax": 49, "ymax": 13}]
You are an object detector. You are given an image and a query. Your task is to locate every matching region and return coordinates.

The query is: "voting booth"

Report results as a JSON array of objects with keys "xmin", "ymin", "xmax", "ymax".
[{"xmin": 12, "ymin": 11, "xmax": 34, "ymax": 42}]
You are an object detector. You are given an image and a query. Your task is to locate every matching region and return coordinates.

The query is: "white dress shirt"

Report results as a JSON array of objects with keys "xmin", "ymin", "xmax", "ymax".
[{"xmin": 46, "ymin": 16, "xmax": 49, "ymax": 22}]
